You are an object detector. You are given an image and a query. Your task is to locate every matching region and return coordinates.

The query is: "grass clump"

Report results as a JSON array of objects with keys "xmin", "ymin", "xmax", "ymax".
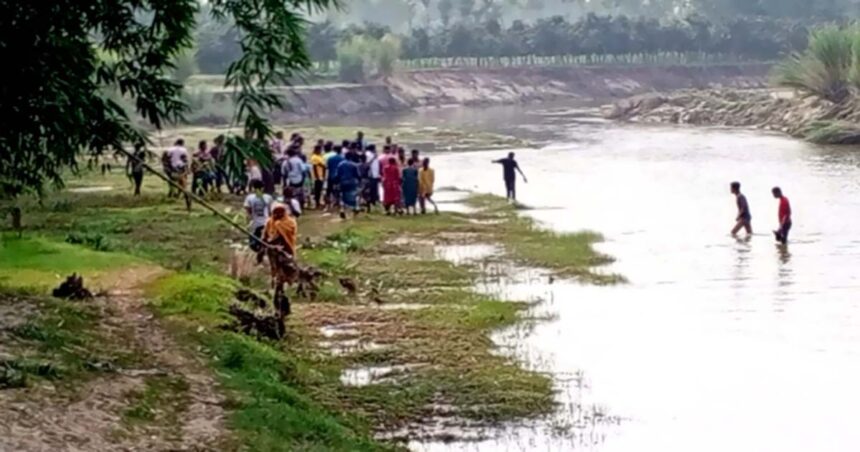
[
  {"xmin": 147, "ymin": 273, "xmax": 391, "ymax": 451},
  {"xmin": 122, "ymin": 375, "xmax": 191, "ymax": 430},
  {"xmin": 802, "ymin": 120, "xmax": 860, "ymax": 144},
  {"xmin": 464, "ymin": 194, "xmax": 622, "ymax": 284},
  {"xmin": 0, "ymin": 235, "xmax": 140, "ymax": 291},
  {"xmin": 773, "ymin": 25, "xmax": 855, "ymax": 103},
  {"xmin": 148, "ymin": 272, "xmax": 235, "ymax": 325},
  {"xmin": 0, "ymin": 289, "xmax": 133, "ymax": 387}
]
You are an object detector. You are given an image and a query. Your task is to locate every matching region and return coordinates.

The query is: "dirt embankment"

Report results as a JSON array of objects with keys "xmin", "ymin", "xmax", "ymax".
[
  {"xmin": 603, "ymin": 88, "xmax": 860, "ymax": 144},
  {"xmin": 270, "ymin": 64, "xmax": 770, "ymax": 120}
]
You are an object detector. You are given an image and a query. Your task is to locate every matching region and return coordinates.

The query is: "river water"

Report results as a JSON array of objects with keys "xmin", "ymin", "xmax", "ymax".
[{"xmin": 367, "ymin": 103, "xmax": 860, "ymax": 452}]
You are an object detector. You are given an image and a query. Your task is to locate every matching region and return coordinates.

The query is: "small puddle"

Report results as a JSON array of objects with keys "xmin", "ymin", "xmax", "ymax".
[
  {"xmin": 67, "ymin": 186, "xmax": 114, "ymax": 193},
  {"xmin": 377, "ymin": 303, "xmax": 432, "ymax": 311},
  {"xmin": 319, "ymin": 325, "xmax": 361, "ymax": 338},
  {"xmin": 318, "ymin": 339, "xmax": 387, "ymax": 357},
  {"xmin": 434, "ymin": 244, "xmax": 501, "ymax": 265},
  {"xmin": 340, "ymin": 363, "xmax": 428, "ymax": 387}
]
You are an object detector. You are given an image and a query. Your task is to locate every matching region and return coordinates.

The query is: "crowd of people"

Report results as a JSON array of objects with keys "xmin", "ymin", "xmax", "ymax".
[{"xmin": 154, "ymin": 130, "xmax": 442, "ymax": 250}]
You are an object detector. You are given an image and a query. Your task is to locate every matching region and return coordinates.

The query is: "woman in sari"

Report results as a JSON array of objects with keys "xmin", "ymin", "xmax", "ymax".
[{"xmin": 382, "ymin": 157, "xmax": 402, "ymax": 215}]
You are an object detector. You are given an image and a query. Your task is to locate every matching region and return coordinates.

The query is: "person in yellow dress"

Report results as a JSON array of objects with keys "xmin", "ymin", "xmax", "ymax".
[
  {"xmin": 418, "ymin": 157, "xmax": 438, "ymax": 214},
  {"xmin": 309, "ymin": 145, "xmax": 327, "ymax": 209}
]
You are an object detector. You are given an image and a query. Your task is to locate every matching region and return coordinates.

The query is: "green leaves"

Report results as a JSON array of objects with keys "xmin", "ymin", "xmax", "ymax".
[
  {"xmin": 772, "ymin": 24, "xmax": 860, "ymax": 104},
  {"xmin": 203, "ymin": 0, "xmax": 340, "ymax": 178},
  {"xmin": 2, "ymin": 0, "xmax": 339, "ymax": 199}
]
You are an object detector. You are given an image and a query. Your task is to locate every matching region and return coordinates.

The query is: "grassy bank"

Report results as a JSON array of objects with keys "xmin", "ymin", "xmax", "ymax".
[
  {"xmin": 1, "ymin": 165, "xmax": 618, "ymax": 448},
  {"xmin": 155, "ymin": 124, "xmax": 528, "ymax": 153}
]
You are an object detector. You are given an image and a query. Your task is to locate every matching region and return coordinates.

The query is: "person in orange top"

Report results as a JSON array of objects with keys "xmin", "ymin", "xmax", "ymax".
[
  {"xmin": 263, "ymin": 203, "xmax": 298, "ymax": 317},
  {"xmin": 264, "ymin": 203, "xmax": 297, "ymax": 256}
]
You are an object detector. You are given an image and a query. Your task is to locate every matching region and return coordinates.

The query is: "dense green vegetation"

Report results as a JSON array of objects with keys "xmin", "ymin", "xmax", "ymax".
[
  {"xmin": 316, "ymin": 0, "xmax": 859, "ymax": 31},
  {"xmin": 773, "ymin": 24, "xmax": 860, "ymax": 103},
  {"xmin": 2, "ymin": 0, "xmax": 337, "ymax": 199},
  {"xmin": 326, "ymin": 15, "xmax": 810, "ymax": 72},
  {"xmin": 197, "ymin": 14, "xmax": 813, "ymax": 81},
  {"xmin": 191, "ymin": 0, "xmax": 860, "ymax": 80}
]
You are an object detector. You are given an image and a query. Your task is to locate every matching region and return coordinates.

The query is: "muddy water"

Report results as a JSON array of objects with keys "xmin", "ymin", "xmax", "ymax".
[{"xmin": 400, "ymin": 106, "xmax": 860, "ymax": 451}]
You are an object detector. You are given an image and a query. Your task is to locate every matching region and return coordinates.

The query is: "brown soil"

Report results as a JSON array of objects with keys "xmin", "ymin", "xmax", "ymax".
[
  {"xmin": 0, "ymin": 266, "xmax": 228, "ymax": 451},
  {"xmin": 266, "ymin": 64, "xmax": 771, "ymax": 120}
]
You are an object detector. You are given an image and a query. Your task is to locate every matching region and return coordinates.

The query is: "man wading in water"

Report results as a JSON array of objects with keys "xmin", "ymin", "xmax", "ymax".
[
  {"xmin": 492, "ymin": 152, "xmax": 527, "ymax": 201},
  {"xmin": 730, "ymin": 181, "xmax": 752, "ymax": 237},
  {"xmin": 772, "ymin": 187, "xmax": 792, "ymax": 245}
]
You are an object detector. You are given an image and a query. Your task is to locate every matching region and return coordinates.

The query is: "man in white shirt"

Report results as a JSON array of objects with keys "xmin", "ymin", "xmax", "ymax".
[
  {"xmin": 283, "ymin": 149, "xmax": 306, "ymax": 206},
  {"xmin": 163, "ymin": 139, "xmax": 189, "ymax": 200},
  {"xmin": 244, "ymin": 179, "xmax": 274, "ymax": 252},
  {"xmin": 365, "ymin": 144, "xmax": 381, "ymax": 209}
]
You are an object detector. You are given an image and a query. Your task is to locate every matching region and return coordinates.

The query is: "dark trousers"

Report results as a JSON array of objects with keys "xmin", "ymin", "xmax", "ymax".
[
  {"xmin": 367, "ymin": 178, "xmax": 380, "ymax": 205},
  {"xmin": 775, "ymin": 220, "xmax": 792, "ymax": 244},
  {"xmin": 250, "ymin": 226, "xmax": 265, "ymax": 252},
  {"xmin": 132, "ymin": 171, "xmax": 143, "ymax": 196},
  {"xmin": 261, "ymin": 168, "xmax": 275, "ymax": 195},
  {"xmin": 313, "ymin": 180, "xmax": 324, "ymax": 207},
  {"xmin": 504, "ymin": 178, "xmax": 516, "ymax": 200}
]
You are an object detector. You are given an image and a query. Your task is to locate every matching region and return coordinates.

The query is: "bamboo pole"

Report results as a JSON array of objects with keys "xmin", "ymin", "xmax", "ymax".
[{"xmin": 118, "ymin": 148, "xmax": 271, "ymax": 250}]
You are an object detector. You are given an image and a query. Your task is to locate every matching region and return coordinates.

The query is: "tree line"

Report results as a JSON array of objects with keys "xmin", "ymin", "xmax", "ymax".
[{"xmin": 197, "ymin": 14, "xmax": 814, "ymax": 77}]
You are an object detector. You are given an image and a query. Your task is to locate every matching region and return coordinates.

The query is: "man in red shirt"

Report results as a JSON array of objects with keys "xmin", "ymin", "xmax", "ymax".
[{"xmin": 772, "ymin": 187, "xmax": 792, "ymax": 245}]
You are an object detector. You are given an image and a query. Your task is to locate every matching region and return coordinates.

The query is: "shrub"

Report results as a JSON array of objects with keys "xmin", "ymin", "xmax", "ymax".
[
  {"xmin": 335, "ymin": 33, "xmax": 403, "ymax": 82},
  {"xmin": 773, "ymin": 25, "xmax": 856, "ymax": 103}
]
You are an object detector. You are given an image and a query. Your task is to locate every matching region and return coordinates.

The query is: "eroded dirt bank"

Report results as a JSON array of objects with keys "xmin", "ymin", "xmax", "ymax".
[
  {"xmin": 603, "ymin": 88, "xmax": 860, "ymax": 144},
  {"xmin": 271, "ymin": 64, "xmax": 770, "ymax": 120}
]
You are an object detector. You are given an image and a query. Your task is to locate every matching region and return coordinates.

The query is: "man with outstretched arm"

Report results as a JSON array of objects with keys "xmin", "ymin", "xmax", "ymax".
[{"xmin": 492, "ymin": 152, "xmax": 527, "ymax": 201}]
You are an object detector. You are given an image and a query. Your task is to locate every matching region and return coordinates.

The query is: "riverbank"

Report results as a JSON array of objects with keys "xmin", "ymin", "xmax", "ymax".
[
  {"xmin": 190, "ymin": 64, "xmax": 770, "ymax": 124},
  {"xmin": 0, "ymin": 167, "xmax": 619, "ymax": 448},
  {"xmin": 603, "ymin": 88, "xmax": 860, "ymax": 145}
]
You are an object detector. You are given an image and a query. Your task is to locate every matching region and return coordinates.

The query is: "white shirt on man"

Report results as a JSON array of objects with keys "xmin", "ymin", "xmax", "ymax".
[
  {"xmin": 366, "ymin": 151, "xmax": 381, "ymax": 179},
  {"xmin": 166, "ymin": 145, "xmax": 188, "ymax": 169},
  {"xmin": 243, "ymin": 193, "xmax": 273, "ymax": 229},
  {"xmin": 270, "ymin": 138, "xmax": 287, "ymax": 162}
]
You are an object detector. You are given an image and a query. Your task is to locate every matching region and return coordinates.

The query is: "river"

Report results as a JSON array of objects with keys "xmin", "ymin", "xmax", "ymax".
[{"xmin": 359, "ymin": 103, "xmax": 860, "ymax": 452}]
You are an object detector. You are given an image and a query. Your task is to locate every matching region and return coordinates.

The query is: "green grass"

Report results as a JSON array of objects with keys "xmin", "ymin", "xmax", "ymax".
[
  {"xmin": 158, "ymin": 123, "xmax": 528, "ymax": 153},
  {"xmin": 464, "ymin": 194, "xmax": 623, "ymax": 284},
  {"xmin": 0, "ymin": 288, "xmax": 139, "ymax": 388},
  {"xmin": 148, "ymin": 272, "xmax": 235, "ymax": 325},
  {"xmin": 0, "ymin": 235, "xmax": 141, "ymax": 291},
  {"xmin": 123, "ymin": 375, "xmax": 191, "ymax": 428},
  {"xmin": 802, "ymin": 120, "xmax": 860, "ymax": 144},
  {"xmin": 147, "ymin": 273, "xmax": 390, "ymax": 452},
  {"xmin": 0, "ymin": 167, "xmax": 619, "ymax": 446}
]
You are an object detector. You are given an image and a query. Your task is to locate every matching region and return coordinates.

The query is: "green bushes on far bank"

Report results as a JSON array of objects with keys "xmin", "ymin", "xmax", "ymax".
[{"xmin": 773, "ymin": 25, "xmax": 859, "ymax": 103}]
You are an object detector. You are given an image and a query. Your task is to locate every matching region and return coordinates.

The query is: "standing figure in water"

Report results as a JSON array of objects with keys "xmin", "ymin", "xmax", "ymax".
[
  {"xmin": 492, "ymin": 152, "xmax": 527, "ymax": 201},
  {"xmin": 730, "ymin": 181, "xmax": 752, "ymax": 237},
  {"xmin": 772, "ymin": 187, "xmax": 792, "ymax": 245}
]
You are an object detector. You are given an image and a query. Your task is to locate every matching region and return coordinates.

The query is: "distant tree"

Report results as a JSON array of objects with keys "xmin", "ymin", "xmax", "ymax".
[
  {"xmin": 307, "ymin": 20, "xmax": 341, "ymax": 68},
  {"xmin": 458, "ymin": 0, "xmax": 476, "ymax": 21},
  {"xmin": 438, "ymin": 0, "xmax": 455, "ymax": 27},
  {"xmin": 404, "ymin": 28, "xmax": 433, "ymax": 58},
  {"xmin": 1, "ymin": 0, "xmax": 338, "ymax": 199},
  {"xmin": 195, "ymin": 8, "xmax": 243, "ymax": 74}
]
